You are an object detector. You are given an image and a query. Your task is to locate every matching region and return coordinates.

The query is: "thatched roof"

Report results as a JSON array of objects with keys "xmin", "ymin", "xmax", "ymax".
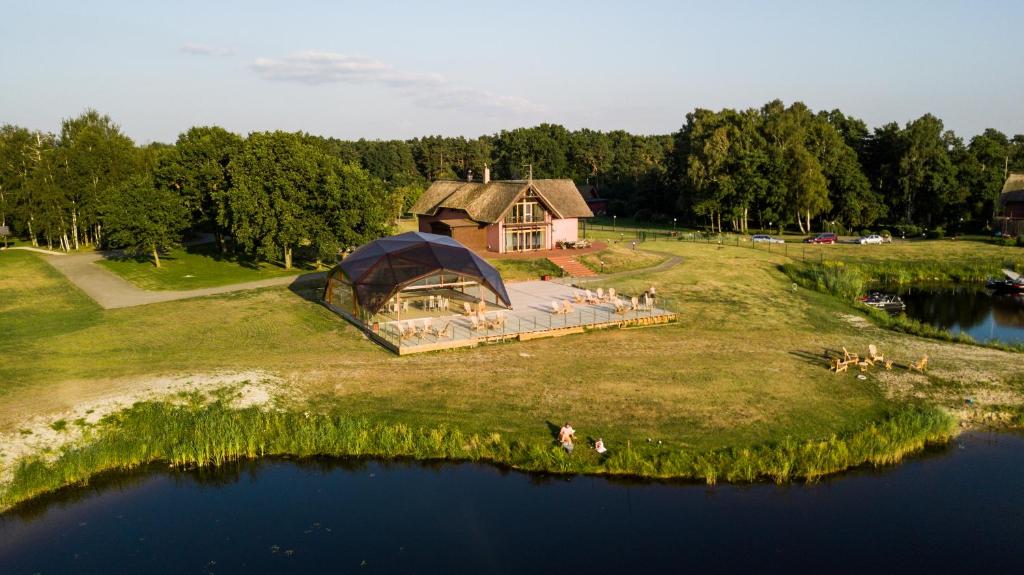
[
  {"xmin": 410, "ymin": 179, "xmax": 594, "ymax": 223},
  {"xmin": 1001, "ymin": 173, "xmax": 1024, "ymax": 205}
]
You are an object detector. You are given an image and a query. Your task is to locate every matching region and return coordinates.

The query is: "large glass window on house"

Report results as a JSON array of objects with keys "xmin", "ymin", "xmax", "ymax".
[{"xmin": 505, "ymin": 199, "xmax": 548, "ymax": 224}]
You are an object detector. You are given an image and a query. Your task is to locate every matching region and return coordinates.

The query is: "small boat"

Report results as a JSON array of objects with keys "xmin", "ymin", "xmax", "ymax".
[
  {"xmin": 986, "ymin": 269, "xmax": 1024, "ymax": 294},
  {"xmin": 858, "ymin": 292, "xmax": 906, "ymax": 313}
]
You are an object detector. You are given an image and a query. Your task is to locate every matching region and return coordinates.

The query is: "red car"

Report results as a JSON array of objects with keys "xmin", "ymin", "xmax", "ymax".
[{"xmin": 804, "ymin": 232, "xmax": 837, "ymax": 244}]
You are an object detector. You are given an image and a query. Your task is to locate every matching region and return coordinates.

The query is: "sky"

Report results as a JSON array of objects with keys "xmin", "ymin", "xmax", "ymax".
[{"xmin": 2, "ymin": 0, "xmax": 1022, "ymax": 144}]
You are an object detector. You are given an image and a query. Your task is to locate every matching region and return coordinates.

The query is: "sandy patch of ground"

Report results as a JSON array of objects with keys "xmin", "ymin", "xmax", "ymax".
[{"xmin": 0, "ymin": 371, "xmax": 282, "ymax": 484}]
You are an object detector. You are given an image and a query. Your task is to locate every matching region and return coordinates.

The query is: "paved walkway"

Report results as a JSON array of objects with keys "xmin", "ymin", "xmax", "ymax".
[
  {"xmin": 2, "ymin": 246, "xmax": 67, "ymax": 256},
  {"xmin": 42, "ymin": 251, "xmax": 325, "ymax": 309}
]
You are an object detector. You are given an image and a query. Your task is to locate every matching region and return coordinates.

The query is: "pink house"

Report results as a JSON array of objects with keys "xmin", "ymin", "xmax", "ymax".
[{"xmin": 410, "ymin": 169, "xmax": 594, "ymax": 254}]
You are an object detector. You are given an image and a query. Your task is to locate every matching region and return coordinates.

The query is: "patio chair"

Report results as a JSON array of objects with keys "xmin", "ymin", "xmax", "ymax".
[
  {"xmin": 608, "ymin": 288, "xmax": 616, "ymax": 301},
  {"xmin": 572, "ymin": 291, "xmax": 586, "ymax": 304},
  {"xmin": 596, "ymin": 287, "xmax": 605, "ymax": 302},
  {"xmin": 437, "ymin": 321, "xmax": 452, "ymax": 338},
  {"xmin": 630, "ymin": 296, "xmax": 639, "ymax": 311},
  {"xmin": 469, "ymin": 315, "xmax": 486, "ymax": 331},
  {"xmin": 403, "ymin": 301, "xmax": 410, "ymax": 312},
  {"xmin": 909, "ymin": 355, "xmax": 928, "ymax": 373},
  {"xmin": 428, "ymin": 295, "xmax": 436, "ymax": 311},
  {"xmin": 400, "ymin": 321, "xmax": 417, "ymax": 340},
  {"xmin": 551, "ymin": 300, "xmax": 566, "ymax": 314},
  {"xmin": 422, "ymin": 317, "xmax": 436, "ymax": 337},
  {"xmin": 561, "ymin": 300, "xmax": 574, "ymax": 314},
  {"xmin": 463, "ymin": 302, "xmax": 475, "ymax": 316},
  {"xmin": 613, "ymin": 297, "xmax": 629, "ymax": 314},
  {"xmin": 641, "ymin": 294, "xmax": 653, "ymax": 311},
  {"xmin": 842, "ymin": 347, "xmax": 859, "ymax": 364},
  {"xmin": 488, "ymin": 312, "xmax": 506, "ymax": 330},
  {"xmin": 584, "ymin": 289, "xmax": 598, "ymax": 304},
  {"xmin": 830, "ymin": 357, "xmax": 849, "ymax": 373},
  {"xmin": 868, "ymin": 345, "xmax": 884, "ymax": 364}
]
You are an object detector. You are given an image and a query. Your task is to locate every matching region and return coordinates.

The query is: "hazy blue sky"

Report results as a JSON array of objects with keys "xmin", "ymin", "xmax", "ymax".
[{"xmin": 3, "ymin": 0, "xmax": 1021, "ymax": 143}]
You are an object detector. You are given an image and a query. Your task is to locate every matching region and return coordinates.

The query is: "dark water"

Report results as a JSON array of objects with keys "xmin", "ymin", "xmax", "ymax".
[
  {"xmin": 3, "ymin": 433, "xmax": 1024, "ymax": 574},
  {"xmin": 899, "ymin": 285, "xmax": 1024, "ymax": 345}
]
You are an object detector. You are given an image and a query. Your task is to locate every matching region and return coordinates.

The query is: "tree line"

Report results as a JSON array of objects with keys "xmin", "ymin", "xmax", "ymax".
[{"xmin": 2, "ymin": 102, "xmax": 1022, "ymax": 267}]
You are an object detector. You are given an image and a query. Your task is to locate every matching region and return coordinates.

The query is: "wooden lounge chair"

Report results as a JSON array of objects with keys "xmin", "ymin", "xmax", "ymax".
[
  {"xmin": 400, "ymin": 321, "xmax": 417, "ymax": 340},
  {"xmin": 463, "ymin": 302, "xmax": 475, "ymax": 316},
  {"xmin": 909, "ymin": 355, "xmax": 928, "ymax": 373},
  {"xmin": 630, "ymin": 296, "xmax": 640, "ymax": 311},
  {"xmin": 551, "ymin": 300, "xmax": 568, "ymax": 314},
  {"xmin": 584, "ymin": 289, "xmax": 599, "ymax": 304},
  {"xmin": 613, "ymin": 297, "xmax": 629, "ymax": 314},
  {"xmin": 436, "ymin": 322, "xmax": 452, "ymax": 338},
  {"xmin": 830, "ymin": 358, "xmax": 849, "ymax": 373},
  {"xmin": 572, "ymin": 292, "xmax": 586, "ymax": 304},
  {"xmin": 422, "ymin": 318, "xmax": 436, "ymax": 337},
  {"xmin": 641, "ymin": 294, "xmax": 653, "ymax": 311},
  {"xmin": 608, "ymin": 288, "xmax": 616, "ymax": 301},
  {"xmin": 868, "ymin": 344, "xmax": 884, "ymax": 364},
  {"xmin": 469, "ymin": 315, "xmax": 486, "ymax": 331},
  {"xmin": 561, "ymin": 300, "xmax": 574, "ymax": 314},
  {"xmin": 487, "ymin": 312, "xmax": 506, "ymax": 330},
  {"xmin": 842, "ymin": 347, "xmax": 859, "ymax": 364},
  {"xmin": 596, "ymin": 287, "xmax": 605, "ymax": 302}
]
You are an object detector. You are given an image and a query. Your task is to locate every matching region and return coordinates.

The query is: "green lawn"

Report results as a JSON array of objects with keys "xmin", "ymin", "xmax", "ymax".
[
  {"xmin": 97, "ymin": 243, "xmax": 307, "ymax": 290},
  {"xmin": 4, "ymin": 239, "xmax": 1024, "ymax": 499}
]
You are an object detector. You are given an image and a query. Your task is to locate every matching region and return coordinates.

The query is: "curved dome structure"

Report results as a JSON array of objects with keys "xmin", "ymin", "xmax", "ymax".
[{"xmin": 324, "ymin": 231, "xmax": 511, "ymax": 318}]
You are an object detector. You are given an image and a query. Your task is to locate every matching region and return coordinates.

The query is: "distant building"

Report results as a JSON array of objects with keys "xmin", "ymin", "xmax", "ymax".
[
  {"xmin": 410, "ymin": 166, "xmax": 593, "ymax": 253},
  {"xmin": 997, "ymin": 172, "xmax": 1024, "ymax": 236},
  {"xmin": 577, "ymin": 183, "xmax": 608, "ymax": 216}
]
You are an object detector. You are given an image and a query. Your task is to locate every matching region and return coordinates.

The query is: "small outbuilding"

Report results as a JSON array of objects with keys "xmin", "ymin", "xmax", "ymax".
[
  {"xmin": 997, "ymin": 172, "xmax": 1024, "ymax": 236},
  {"xmin": 324, "ymin": 231, "xmax": 512, "ymax": 325}
]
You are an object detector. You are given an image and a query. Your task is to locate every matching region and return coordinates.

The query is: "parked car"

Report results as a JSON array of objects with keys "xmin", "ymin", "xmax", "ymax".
[
  {"xmin": 751, "ymin": 234, "xmax": 785, "ymax": 244},
  {"xmin": 804, "ymin": 232, "xmax": 837, "ymax": 244},
  {"xmin": 857, "ymin": 234, "xmax": 885, "ymax": 245}
]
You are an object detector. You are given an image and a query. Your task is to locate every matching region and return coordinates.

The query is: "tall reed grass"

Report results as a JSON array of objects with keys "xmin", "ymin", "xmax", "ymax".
[{"xmin": 0, "ymin": 402, "xmax": 956, "ymax": 511}]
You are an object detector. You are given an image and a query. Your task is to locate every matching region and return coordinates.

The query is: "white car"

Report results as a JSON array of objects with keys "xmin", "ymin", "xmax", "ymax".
[
  {"xmin": 751, "ymin": 234, "xmax": 785, "ymax": 244},
  {"xmin": 857, "ymin": 234, "xmax": 884, "ymax": 245}
]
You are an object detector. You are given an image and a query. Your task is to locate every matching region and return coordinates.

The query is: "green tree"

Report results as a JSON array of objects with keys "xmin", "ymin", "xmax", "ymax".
[
  {"xmin": 55, "ymin": 110, "xmax": 139, "ymax": 249},
  {"xmin": 101, "ymin": 175, "xmax": 187, "ymax": 267},
  {"xmin": 155, "ymin": 126, "xmax": 243, "ymax": 252}
]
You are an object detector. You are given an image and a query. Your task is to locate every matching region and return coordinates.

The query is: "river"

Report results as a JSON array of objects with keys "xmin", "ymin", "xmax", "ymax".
[
  {"xmin": 2, "ymin": 433, "xmax": 1023, "ymax": 573},
  {"xmin": 899, "ymin": 285, "xmax": 1024, "ymax": 345}
]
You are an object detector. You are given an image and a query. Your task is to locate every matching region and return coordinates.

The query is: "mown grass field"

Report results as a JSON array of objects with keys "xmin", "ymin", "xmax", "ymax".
[
  {"xmin": 3, "ymin": 237, "xmax": 1024, "ymax": 506},
  {"xmin": 97, "ymin": 243, "xmax": 307, "ymax": 290}
]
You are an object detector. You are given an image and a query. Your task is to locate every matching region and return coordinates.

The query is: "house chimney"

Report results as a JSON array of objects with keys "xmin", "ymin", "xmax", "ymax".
[{"xmin": 483, "ymin": 164, "xmax": 491, "ymax": 184}]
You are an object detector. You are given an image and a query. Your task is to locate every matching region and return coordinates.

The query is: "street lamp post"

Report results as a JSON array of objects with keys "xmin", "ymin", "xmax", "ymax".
[{"xmin": 612, "ymin": 215, "xmax": 617, "ymax": 232}]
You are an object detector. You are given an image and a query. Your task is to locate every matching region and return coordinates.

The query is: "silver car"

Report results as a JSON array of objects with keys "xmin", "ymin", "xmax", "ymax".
[
  {"xmin": 857, "ymin": 234, "xmax": 884, "ymax": 245},
  {"xmin": 752, "ymin": 234, "xmax": 785, "ymax": 244}
]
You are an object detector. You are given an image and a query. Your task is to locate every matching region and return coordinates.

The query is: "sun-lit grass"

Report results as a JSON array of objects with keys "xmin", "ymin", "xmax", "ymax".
[
  {"xmin": 4, "ymin": 238, "xmax": 1024, "ymax": 505},
  {"xmin": 486, "ymin": 257, "xmax": 562, "ymax": 282},
  {"xmin": 576, "ymin": 244, "xmax": 666, "ymax": 274},
  {"xmin": 96, "ymin": 243, "xmax": 307, "ymax": 290}
]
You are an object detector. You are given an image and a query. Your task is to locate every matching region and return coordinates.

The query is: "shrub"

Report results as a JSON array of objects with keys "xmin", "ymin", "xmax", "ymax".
[{"xmin": 925, "ymin": 226, "xmax": 945, "ymax": 240}]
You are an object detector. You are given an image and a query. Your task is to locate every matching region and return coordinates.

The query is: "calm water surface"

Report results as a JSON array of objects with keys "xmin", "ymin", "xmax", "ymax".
[
  {"xmin": 899, "ymin": 285, "xmax": 1024, "ymax": 345},
  {"xmin": 2, "ymin": 433, "xmax": 1024, "ymax": 574}
]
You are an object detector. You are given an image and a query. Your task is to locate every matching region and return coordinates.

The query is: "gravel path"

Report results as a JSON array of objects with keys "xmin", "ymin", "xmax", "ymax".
[{"xmin": 42, "ymin": 251, "xmax": 325, "ymax": 309}]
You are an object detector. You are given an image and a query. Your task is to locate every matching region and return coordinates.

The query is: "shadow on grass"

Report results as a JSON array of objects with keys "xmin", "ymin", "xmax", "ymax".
[{"xmin": 287, "ymin": 272, "xmax": 329, "ymax": 303}]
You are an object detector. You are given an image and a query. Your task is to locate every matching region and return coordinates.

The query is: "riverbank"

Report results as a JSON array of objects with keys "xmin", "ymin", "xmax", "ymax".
[{"xmin": 0, "ymin": 395, "xmax": 959, "ymax": 512}]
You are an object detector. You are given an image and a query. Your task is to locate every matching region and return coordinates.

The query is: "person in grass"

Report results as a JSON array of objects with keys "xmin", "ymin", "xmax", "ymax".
[
  {"xmin": 594, "ymin": 438, "xmax": 607, "ymax": 454},
  {"xmin": 558, "ymin": 422, "xmax": 576, "ymax": 453}
]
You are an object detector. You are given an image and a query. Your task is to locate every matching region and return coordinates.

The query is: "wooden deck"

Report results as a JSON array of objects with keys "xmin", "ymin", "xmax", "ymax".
[{"xmin": 330, "ymin": 280, "xmax": 676, "ymax": 355}]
